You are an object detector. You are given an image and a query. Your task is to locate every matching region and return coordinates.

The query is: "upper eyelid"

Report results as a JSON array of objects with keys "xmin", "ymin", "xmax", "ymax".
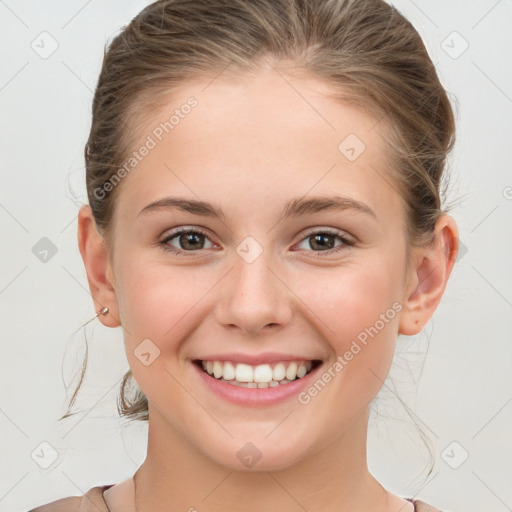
[
  {"xmin": 301, "ymin": 226, "xmax": 351, "ymax": 238},
  {"xmin": 161, "ymin": 226, "xmax": 214, "ymax": 242}
]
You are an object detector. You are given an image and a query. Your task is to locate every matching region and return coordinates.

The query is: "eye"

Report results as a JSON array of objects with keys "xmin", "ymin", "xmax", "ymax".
[
  {"xmin": 295, "ymin": 229, "xmax": 355, "ymax": 255},
  {"xmin": 159, "ymin": 227, "xmax": 355, "ymax": 256},
  {"xmin": 160, "ymin": 228, "xmax": 215, "ymax": 255}
]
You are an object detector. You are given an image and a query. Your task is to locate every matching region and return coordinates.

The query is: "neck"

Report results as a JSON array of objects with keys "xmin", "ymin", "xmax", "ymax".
[{"xmin": 133, "ymin": 406, "xmax": 396, "ymax": 512}]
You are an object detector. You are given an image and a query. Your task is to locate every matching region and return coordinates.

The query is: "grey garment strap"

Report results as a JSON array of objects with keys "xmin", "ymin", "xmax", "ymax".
[{"xmin": 410, "ymin": 498, "xmax": 444, "ymax": 512}]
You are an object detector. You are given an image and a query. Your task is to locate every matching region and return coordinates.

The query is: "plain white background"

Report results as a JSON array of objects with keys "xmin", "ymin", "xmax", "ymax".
[{"xmin": 0, "ymin": 1, "xmax": 511, "ymax": 511}]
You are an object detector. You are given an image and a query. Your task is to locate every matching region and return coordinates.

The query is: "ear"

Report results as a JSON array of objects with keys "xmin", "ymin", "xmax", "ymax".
[
  {"xmin": 398, "ymin": 214, "xmax": 459, "ymax": 336},
  {"xmin": 77, "ymin": 205, "xmax": 120, "ymax": 328}
]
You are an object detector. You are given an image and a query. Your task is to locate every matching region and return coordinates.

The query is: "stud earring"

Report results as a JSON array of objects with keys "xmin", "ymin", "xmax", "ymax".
[{"xmin": 73, "ymin": 306, "xmax": 111, "ymax": 334}]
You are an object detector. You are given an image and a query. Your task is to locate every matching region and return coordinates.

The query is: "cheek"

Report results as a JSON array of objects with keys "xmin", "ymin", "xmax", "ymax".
[
  {"xmin": 112, "ymin": 257, "xmax": 197, "ymax": 404},
  {"xmin": 310, "ymin": 257, "xmax": 400, "ymax": 330},
  {"xmin": 113, "ymin": 254, "xmax": 219, "ymax": 377},
  {"xmin": 298, "ymin": 257, "xmax": 403, "ymax": 383},
  {"xmin": 290, "ymin": 264, "xmax": 402, "ymax": 428},
  {"xmin": 114, "ymin": 253, "xmax": 191, "ymax": 336}
]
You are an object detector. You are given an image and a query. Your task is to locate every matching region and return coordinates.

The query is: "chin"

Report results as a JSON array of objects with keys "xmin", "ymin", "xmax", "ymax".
[{"xmin": 199, "ymin": 435, "xmax": 307, "ymax": 473}]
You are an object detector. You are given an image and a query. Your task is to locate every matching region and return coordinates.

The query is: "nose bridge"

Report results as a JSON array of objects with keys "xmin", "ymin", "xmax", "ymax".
[{"xmin": 217, "ymin": 240, "xmax": 292, "ymax": 333}]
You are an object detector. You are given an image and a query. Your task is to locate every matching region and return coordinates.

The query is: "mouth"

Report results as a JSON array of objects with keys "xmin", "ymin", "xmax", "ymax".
[{"xmin": 193, "ymin": 359, "xmax": 322, "ymax": 388}]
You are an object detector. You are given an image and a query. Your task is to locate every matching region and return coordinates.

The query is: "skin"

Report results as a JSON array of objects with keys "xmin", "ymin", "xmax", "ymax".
[{"xmin": 78, "ymin": 60, "xmax": 458, "ymax": 512}]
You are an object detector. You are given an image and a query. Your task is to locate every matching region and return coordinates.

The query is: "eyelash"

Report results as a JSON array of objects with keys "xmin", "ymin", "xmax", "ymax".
[{"xmin": 159, "ymin": 227, "xmax": 355, "ymax": 256}]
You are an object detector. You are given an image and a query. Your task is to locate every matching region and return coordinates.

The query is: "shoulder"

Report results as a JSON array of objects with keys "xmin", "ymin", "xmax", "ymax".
[{"xmin": 27, "ymin": 484, "xmax": 114, "ymax": 512}]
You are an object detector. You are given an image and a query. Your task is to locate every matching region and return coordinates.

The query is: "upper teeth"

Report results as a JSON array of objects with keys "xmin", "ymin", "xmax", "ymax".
[{"xmin": 202, "ymin": 360, "xmax": 313, "ymax": 383}]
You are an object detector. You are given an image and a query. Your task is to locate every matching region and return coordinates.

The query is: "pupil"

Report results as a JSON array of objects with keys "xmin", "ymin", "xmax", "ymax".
[
  {"xmin": 313, "ymin": 234, "xmax": 334, "ymax": 250},
  {"xmin": 182, "ymin": 233, "xmax": 203, "ymax": 249}
]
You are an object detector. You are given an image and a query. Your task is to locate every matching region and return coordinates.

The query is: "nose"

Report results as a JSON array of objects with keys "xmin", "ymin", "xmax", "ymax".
[{"xmin": 215, "ymin": 251, "xmax": 293, "ymax": 335}]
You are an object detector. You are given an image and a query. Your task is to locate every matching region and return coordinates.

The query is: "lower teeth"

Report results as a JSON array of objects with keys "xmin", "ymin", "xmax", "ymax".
[{"xmin": 220, "ymin": 378, "xmax": 294, "ymax": 388}]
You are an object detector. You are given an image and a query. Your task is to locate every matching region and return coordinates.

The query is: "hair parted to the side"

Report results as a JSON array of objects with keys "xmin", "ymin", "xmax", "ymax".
[{"xmin": 61, "ymin": 0, "xmax": 457, "ymax": 474}]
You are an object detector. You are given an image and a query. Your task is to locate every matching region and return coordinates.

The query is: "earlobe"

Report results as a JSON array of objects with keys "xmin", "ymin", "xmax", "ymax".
[
  {"xmin": 77, "ymin": 205, "xmax": 121, "ymax": 328},
  {"xmin": 398, "ymin": 214, "xmax": 459, "ymax": 336}
]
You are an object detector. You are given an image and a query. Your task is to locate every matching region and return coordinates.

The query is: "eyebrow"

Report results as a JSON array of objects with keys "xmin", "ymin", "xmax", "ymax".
[{"xmin": 137, "ymin": 195, "xmax": 377, "ymax": 221}]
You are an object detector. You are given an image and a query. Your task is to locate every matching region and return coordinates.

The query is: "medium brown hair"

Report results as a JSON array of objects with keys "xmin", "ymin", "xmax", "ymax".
[{"xmin": 62, "ymin": 0, "xmax": 456, "ymax": 471}]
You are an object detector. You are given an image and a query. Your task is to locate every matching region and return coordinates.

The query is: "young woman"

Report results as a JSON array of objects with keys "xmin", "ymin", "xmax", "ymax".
[{"xmin": 30, "ymin": 0, "xmax": 459, "ymax": 510}]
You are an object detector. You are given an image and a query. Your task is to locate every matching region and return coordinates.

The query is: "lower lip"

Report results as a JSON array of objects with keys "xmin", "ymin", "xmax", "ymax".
[{"xmin": 192, "ymin": 361, "xmax": 322, "ymax": 407}]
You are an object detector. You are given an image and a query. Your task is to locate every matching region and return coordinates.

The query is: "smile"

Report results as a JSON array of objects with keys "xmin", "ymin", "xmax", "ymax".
[{"xmin": 196, "ymin": 359, "xmax": 321, "ymax": 388}]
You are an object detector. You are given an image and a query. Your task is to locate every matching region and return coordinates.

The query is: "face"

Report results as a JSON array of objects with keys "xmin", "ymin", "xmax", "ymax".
[{"xmin": 103, "ymin": 62, "xmax": 415, "ymax": 471}]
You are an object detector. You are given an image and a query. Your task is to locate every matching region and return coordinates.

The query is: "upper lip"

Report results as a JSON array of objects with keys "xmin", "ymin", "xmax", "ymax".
[{"xmin": 193, "ymin": 352, "xmax": 322, "ymax": 366}]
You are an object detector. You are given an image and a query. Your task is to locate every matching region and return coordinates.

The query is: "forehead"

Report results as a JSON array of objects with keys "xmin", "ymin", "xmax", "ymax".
[{"xmin": 113, "ymin": 64, "xmax": 404, "ymax": 230}]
